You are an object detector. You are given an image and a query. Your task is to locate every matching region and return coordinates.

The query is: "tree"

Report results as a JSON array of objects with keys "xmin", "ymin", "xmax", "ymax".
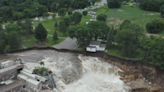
[
  {"xmin": 142, "ymin": 37, "xmax": 164, "ymax": 69},
  {"xmin": 17, "ymin": 19, "xmax": 33, "ymax": 35},
  {"xmin": 87, "ymin": 21, "xmax": 110, "ymax": 40},
  {"xmin": 71, "ymin": 12, "xmax": 82, "ymax": 24},
  {"xmin": 138, "ymin": 0, "xmax": 164, "ymax": 12},
  {"xmin": 146, "ymin": 19, "xmax": 164, "ymax": 34},
  {"xmin": 107, "ymin": 0, "xmax": 122, "ymax": 8},
  {"xmin": 35, "ymin": 23, "xmax": 48, "ymax": 42},
  {"xmin": 116, "ymin": 22, "xmax": 143, "ymax": 57},
  {"xmin": 53, "ymin": 31, "xmax": 58, "ymax": 41},
  {"xmin": 7, "ymin": 32, "xmax": 22, "ymax": 51},
  {"xmin": 58, "ymin": 8, "xmax": 66, "ymax": 16},
  {"xmin": 68, "ymin": 21, "xmax": 110, "ymax": 48},
  {"xmin": 72, "ymin": 0, "xmax": 90, "ymax": 9},
  {"xmin": 160, "ymin": 5, "xmax": 164, "ymax": 18},
  {"xmin": 97, "ymin": 14, "xmax": 107, "ymax": 21}
]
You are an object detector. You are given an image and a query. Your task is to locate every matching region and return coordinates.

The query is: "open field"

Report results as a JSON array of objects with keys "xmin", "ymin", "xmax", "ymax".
[{"xmin": 96, "ymin": 5, "xmax": 162, "ymax": 30}]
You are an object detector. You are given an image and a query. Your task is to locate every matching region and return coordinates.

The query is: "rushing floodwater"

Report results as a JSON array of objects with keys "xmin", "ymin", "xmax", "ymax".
[
  {"xmin": 62, "ymin": 55, "xmax": 130, "ymax": 92},
  {"xmin": 7, "ymin": 50, "xmax": 130, "ymax": 92}
]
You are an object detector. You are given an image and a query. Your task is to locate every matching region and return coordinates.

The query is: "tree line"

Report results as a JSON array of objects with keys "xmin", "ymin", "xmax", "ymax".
[{"xmin": 0, "ymin": 0, "xmax": 96, "ymax": 22}]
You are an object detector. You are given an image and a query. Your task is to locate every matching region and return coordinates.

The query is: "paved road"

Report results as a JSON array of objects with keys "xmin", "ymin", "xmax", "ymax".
[{"xmin": 53, "ymin": 37, "xmax": 78, "ymax": 50}]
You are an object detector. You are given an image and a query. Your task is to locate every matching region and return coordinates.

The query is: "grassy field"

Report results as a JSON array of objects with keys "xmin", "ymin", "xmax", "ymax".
[
  {"xmin": 21, "ymin": 17, "xmax": 64, "ymax": 48},
  {"xmin": 96, "ymin": 5, "xmax": 162, "ymax": 29},
  {"xmin": 96, "ymin": 5, "xmax": 163, "ymax": 58}
]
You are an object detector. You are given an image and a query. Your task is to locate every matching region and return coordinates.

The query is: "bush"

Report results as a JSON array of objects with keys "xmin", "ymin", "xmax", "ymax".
[
  {"xmin": 33, "ymin": 67, "xmax": 49, "ymax": 76},
  {"xmin": 107, "ymin": 0, "xmax": 122, "ymax": 8},
  {"xmin": 97, "ymin": 14, "xmax": 107, "ymax": 21},
  {"xmin": 146, "ymin": 19, "xmax": 164, "ymax": 33}
]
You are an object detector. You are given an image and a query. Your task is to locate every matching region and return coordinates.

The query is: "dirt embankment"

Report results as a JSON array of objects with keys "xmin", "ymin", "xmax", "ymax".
[{"xmin": 102, "ymin": 55, "xmax": 164, "ymax": 92}]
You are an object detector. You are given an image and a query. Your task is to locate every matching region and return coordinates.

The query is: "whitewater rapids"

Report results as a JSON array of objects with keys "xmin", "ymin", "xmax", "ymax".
[{"xmin": 62, "ymin": 55, "xmax": 130, "ymax": 92}]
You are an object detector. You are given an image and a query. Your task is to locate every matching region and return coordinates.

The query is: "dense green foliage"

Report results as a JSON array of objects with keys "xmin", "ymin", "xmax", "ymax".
[
  {"xmin": 17, "ymin": 19, "xmax": 33, "ymax": 35},
  {"xmin": 142, "ymin": 37, "xmax": 164, "ymax": 69},
  {"xmin": 0, "ymin": 23, "xmax": 24, "ymax": 53},
  {"xmin": 107, "ymin": 0, "xmax": 122, "ymax": 8},
  {"xmin": 146, "ymin": 19, "xmax": 164, "ymax": 34},
  {"xmin": 160, "ymin": 5, "xmax": 164, "ymax": 18},
  {"xmin": 35, "ymin": 23, "xmax": 48, "ymax": 42},
  {"xmin": 138, "ymin": 0, "xmax": 164, "ymax": 12},
  {"xmin": 33, "ymin": 67, "xmax": 49, "ymax": 76},
  {"xmin": 71, "ymin": 12, "xmax": 83, "ymax": 24},
  {"xmin": 56, "ymin": 12, "xmax": 83, "ymax": 32},
  {"xmin": 7, "ymin": 32, "xmax": 22, "ymax": 51},
  {"xmin": 0, "ymin": 0, "xmax": 95, "ymax": 22},
  {"xmin": 116, "ymin": 21, "xmax": 144, "ymax": 57},
  {"xmin": 68, "ymin": 21, "xmax": 110, "ymax": 48}
]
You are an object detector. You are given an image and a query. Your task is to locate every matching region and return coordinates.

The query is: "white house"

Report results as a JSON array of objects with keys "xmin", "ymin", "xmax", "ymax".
[{"xmin": 86, "ymin": 41, "xmax": 106, "ymax": 52}]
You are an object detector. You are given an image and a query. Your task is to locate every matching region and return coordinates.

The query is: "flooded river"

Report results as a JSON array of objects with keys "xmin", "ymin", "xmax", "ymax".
[{"xmin": 4, "ymin": 50, "xmax": 130, "ymax": 92}]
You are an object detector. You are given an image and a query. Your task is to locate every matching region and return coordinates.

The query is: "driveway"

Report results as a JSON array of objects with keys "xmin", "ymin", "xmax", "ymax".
[{"xmin": 53, "ymin": 37, "xmax": 78, "ymax": 50}]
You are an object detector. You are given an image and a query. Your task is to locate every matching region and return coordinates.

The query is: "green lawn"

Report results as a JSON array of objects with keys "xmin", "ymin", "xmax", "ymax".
[
  {"xmin": 96, "ymin": 5, "xmax": 162, "ymax": 29},
  {"xmin": 80, "ymin": 15, "xmax": 91, "ymax": 25},
  {"xmin": 28, "ymin": 15, "xmax": 91, "ymax": 47},
  {"xmin": 31, "ymin": 17, "xmax": 66, "ymax": 47}
]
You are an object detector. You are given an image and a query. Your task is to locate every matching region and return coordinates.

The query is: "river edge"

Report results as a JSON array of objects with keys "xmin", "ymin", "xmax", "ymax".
[{"xmin": 0, "ymin": 47, "xmax": 164, "ymax": 92}]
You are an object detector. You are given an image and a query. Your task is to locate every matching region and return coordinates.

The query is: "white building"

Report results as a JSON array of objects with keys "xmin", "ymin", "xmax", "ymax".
[{"xmin": 86, "ymin": 41, "xmax": 106, "ymax": 52}]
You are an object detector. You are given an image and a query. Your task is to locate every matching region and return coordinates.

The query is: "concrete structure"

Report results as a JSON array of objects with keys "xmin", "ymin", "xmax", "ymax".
[
  {"xmin": 0, "ymin": 59, "xmax": 24, "ymax": 92},
  {"xmin": 0, "ymin": 80, "xmax": 25, "ymax": 92},
  {"xmin": 17, "ymin": 69, "xmax": 47, "ymax": 92},
  {"xmin": 0, "ymin": 59, "xmax": 23, "ymax": 81},
  {"xmin": 86, "ymin": 41, "xmax": 106, "ymax": 52}
]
